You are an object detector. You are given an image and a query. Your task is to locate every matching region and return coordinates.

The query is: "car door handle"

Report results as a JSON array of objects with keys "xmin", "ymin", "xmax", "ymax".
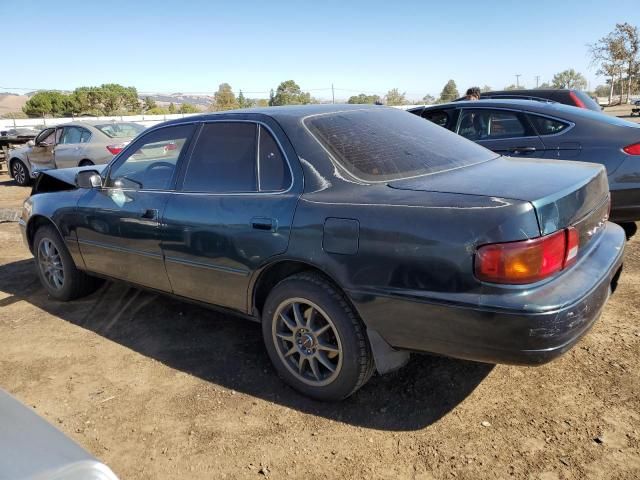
[
  {"xmin": 510, "ymin": 146, "xmax": 536, "ymax": 154},
  {"xmin": 251, "ymin": 217, "xmax": 276, "ymax": 231},
  {"xmin": 141, "ymin": 208, "xmax": 159, "ymax": 220}
]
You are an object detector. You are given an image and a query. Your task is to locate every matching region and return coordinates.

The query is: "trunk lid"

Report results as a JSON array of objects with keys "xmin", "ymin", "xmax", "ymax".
[{"xmin": 388, "ymin": 156, "xmax": 609, "ymax": 237}]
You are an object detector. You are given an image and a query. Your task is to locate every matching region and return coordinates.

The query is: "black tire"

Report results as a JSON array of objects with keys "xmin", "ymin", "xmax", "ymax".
[
  {"xmin": 10, "ymin": 159, "xmax": 31, "ymax": 186},
  {"xmin": 79, "ymin": 159, "xmax": 94, "ymax": 167},
  {"xmin": 262, "ymin": 272, "xmax": 374, "ymax": 401},
  {"xmin": 33, "ymin": 225, "xmax": 102, "ymax": 301}
]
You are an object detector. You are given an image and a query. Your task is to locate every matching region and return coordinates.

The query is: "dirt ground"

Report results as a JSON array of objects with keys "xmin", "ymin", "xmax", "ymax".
[{"xmin": 1, "ymin": 131, "xmax": 640, "ymax": 479}]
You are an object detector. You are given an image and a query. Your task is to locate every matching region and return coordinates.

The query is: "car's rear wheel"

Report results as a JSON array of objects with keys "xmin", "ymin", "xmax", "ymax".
[
  {"xmin": 262, "ymin": 272, "xmax": 374, "ymax": 401},
  {"xmin": 34, "ymin": 225, "xmax": 102, "ymax": 301},
  {"xmin": 79, "ymin": 159, "xmax": 94, "ymax": 167},
  {"xmin": 11, "ymin": 159, "xmax": 30, "ymax": 186}
]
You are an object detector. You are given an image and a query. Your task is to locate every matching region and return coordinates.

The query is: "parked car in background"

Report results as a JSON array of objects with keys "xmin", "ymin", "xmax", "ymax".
[
  {"xmin": 20, "ymin": 105, "xmax": 624, "ymax": 401},
  {"xmin": 8, "ymin": 121, "xmax": 145, "ymax": 186},
  {"xmin": 0, "ymin": 388, "xmax": 118, "ymax": 479},
  {"xmin": 409, "ymin": 99, "xmax": 640, "ymax": 224},
  {"xmin": 457, "ymin": 89, "xmax": 603, "ymax": 112}
]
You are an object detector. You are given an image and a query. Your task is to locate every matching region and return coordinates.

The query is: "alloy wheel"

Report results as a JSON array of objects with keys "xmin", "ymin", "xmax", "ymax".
[
  {"xmin": 37, "ymin": 238, "xmax": 64, "ymax": 290},
  {"xmin": 12, "ymin": 162, "xmax": 26, "ymax": 184},
  {"xmin": 272, "ymin": 298, "xmax": 343, "ymax": 386}
]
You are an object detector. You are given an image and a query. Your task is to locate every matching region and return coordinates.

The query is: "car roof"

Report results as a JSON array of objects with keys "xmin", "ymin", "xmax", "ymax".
[
  {"xmin": 164, "ymin": 103, "xmax": 382, "ymax": 124},
  {"xmin": 418, "ymin": 98, "xmax": 573, "ymax": 114}
]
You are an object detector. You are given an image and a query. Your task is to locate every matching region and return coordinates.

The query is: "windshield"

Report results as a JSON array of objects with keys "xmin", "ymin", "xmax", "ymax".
[
  {"xmin": 95, "ymin": 122, "xmax": 146, "ymax": 139},
  {"xmin": 304, "ymin": 108, "xmax": 498, "ymax": 182}
]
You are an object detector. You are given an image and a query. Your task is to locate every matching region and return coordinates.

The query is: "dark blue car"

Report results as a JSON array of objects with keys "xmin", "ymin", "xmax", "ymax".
[
  {"xmin": 409, "ymin": 99, "xmax": 640, "ymax": 224},
  {"xmin": 20, "ymin": 105, "xmax": 624, "ymax": 400}
]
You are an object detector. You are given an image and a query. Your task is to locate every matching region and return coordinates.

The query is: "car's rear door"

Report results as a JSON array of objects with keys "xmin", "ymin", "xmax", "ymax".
[
  {"xmin": 76, "ymin": 123, "xmax": 196, "ymax": 291},
  {"xmin": 54, "ymin": 126, "xmax": 92, "ymax": 168},
  {"xmin": 526, "ymin": 112, "xmax": 582, "ymax": 159},
  {"xmin": 161, "ymin": 118, "xmax": 301, "ymax": 312},
  {"xmin": 456, "ymin": 108, "xmax": 546, "ymax": 157}
]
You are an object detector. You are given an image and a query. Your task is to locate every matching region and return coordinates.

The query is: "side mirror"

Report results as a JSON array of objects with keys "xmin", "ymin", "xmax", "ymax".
[
  {"xmin": 76, "ymin": 170, "xmax": 102, "ymax": 189},
  {"xmin": 27, "ymin": 140, "xmax": 35, "ymax": 147},
  {"xmin": 37, "ymin": 141, "xmax": 50, "ymax": 147}
]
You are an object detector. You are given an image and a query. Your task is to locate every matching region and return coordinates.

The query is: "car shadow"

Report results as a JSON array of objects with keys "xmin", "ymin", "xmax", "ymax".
[{"xmin": 0, "ymin": 258, "xmax": 493, "ymax": 431}]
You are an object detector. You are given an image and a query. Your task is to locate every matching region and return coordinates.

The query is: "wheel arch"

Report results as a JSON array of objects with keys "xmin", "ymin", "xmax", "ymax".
[
  {"xmin": 251, "ymin": 259, "xmax": 346, "ymax": 318},
  {"xmin": 26, "ymin": 215, "xmax": 63, "ymax": 254}
]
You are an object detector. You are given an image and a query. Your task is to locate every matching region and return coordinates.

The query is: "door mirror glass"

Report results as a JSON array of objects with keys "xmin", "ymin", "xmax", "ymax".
[{"xmin": 76, "ymin": 170, "xmax": 102, "ymax": 189}]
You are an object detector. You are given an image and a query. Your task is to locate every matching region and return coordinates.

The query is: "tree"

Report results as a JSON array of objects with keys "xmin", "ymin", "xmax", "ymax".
[
  {"xmin": 256, "ymin": 99, "xmax": 269, "ymax": 107},
  {"xmin": 23, "ymin": 91, "xmax": 76, "ymax": 117},
  {"xmin": 594, "ymin": 84, "xmax": 610, "ymax": 97},
  {"xmin": 143, "ymin": 96, "xmax": 157, "ymax": 111},
  {"xmin": 504, "ymin": 84, "xmax": 525, "ymax": 91},
  {"xmin": 615, "ymin": 23, "xmax": 639, "ymax": 102},
  {"xmin": 73, "ymin": 87, "xmax": 104, "ymax": 115},
  {"xmin": 237, "ymin": 90, "xmax": 254, "ymax": 109},
  {"xmin": 422, "ymin": 94, "xmax": 436, "ymax": 104},
  {"xmin": 438, "ymin": 80, "xmax": 459, "ymax": 103},
  {"xmin": 211, "ymin": 83, "xmax": 239, "ymax": 111},
  {"xmin": 270, "ymin": 80, "xmax": 311, "ymax": 106},
  {"xmin": 347, "ymin": 93, "xmax": 381, "ymax": 104},
  {"xmin": 168, "ymin": 102, "xmax": 176, "ymax": 114},
  {"xmin": 99, "ymin": 83, "xmax": 139, "ymax": 114},
  {"xmin": 551, "ymin": 69, "xmax": 587, "ymax": 90},
  {"xmin": 384, "ymin": 88, "xmax": 407, "ymax": 106},
  {"xmin": 147, "ymin": 107, "xmax": 170, "ymax": 115},
  {"xmin": 536, "ymin": 82, "xmax": 552, "ymax": 89},
  {"xmin": 590, "ymin": 28, "xmax": 628, "ymax": 104},
  {"xmin": 179, "ymin": 103, "xmax": 200, "ymax": 113},
  {"xmin": 481, "ymin": 85, "xmax": 492, "ymax": 93}
]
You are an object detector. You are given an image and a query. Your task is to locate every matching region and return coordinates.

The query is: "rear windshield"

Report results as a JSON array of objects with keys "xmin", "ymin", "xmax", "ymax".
[
  {"xmin": 95, "ymin": 122, "xmax": 145, "ymax": 138},
  {"xmin": 304, "ymin": 108, "xmax": 497, "ymax": 182}
]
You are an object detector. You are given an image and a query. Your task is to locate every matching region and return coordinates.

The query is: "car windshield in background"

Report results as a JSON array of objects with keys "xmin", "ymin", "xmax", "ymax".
[
  {"xmin": 96, "ymin": 122, "xmax": 145, "ymax": 138},
  {"xmin": 305, "ymin": 108, "xmax": 498, "ymax": 182}
]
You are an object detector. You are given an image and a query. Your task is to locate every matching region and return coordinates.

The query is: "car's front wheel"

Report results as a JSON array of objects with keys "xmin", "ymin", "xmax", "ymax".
[
  {"xmin": 262, "ymin": 272, "xmax": 374, "ymax": 401},
  {"xmin": 33, "ymin": 225, "xmax": 102, "ymax": 301},
  {"xmin": 10, "ymin": 159, "xmax": 30, "ymax": 186}
]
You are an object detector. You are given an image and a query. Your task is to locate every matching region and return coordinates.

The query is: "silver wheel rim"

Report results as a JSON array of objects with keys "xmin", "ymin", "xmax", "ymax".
[
  {"xmin": 37, "ymin": 238, "xmax": 64, "ymax": 290},
  {"xmin": 272, "ymin": 298, "xmax": 343, "ymax": 387},
  {"xmin": 12, "ymin": 162, "xmax": 26, "ymax": 184}
]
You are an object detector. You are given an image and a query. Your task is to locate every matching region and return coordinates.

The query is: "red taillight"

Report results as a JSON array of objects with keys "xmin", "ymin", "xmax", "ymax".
[
  {"xmin": 569, "ymin": 91, "xmax": 586, "ymax": 108},
  {"xmin": 623, "ymin": 143, "xmax": 640, "ymax": 155},
  {"xmin": 106, "ymin": 144, "xmax": 126, "ymax": 155},
  {"xmin": 164, "ymin": 142, "xmax": 177, "ymax": 151},
  {"xmin": 475, "ymin": 227, "xmax": 580, "ymax": 284}
]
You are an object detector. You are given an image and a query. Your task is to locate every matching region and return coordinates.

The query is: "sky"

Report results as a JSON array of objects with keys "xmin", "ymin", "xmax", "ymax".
[{"xmin": 2, "ymin": 0, "xmax": 639, "ymax": 101}]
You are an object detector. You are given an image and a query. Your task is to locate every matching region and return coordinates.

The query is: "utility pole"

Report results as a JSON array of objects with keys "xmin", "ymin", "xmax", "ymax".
[
  {"xmin": 535, "ymin": 75, "xmax": 540, "ymax": 88},
  {"xmin": 515, "ymin": 74, "xmax": 522, "ymax": 88},
  {"xmin": 331, "ymin": 84, "xmax": 335, "ymax": 104}
]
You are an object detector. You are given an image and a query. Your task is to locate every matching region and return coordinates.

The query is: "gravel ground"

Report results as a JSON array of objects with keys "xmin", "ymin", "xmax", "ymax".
[{"xmin": 1, "ymin": 118, "xmax": 639, "ymax": 479}]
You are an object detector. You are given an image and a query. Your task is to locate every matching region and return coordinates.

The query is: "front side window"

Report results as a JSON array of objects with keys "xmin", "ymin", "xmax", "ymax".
[
  {"xmin": 35, "ymin": 128, "xmax": 55, "ymax": 145},
  {"xmin": 528, "ymin": 114, "xmax": 570, "ymax": 135},
  {"xmin": 108, "ymin": 124, "xmax": 194, "ymax": 190},
  {"xmin": 183, "ymin": 122, "xmax": 258, "ymax": 193},
  {"xmin": 422, "ymin": 110, "xmax": 450, "ymax": 128},
  {"xmin": 458, "ymin": 109, "xmax": 529, "ymax": 140}
]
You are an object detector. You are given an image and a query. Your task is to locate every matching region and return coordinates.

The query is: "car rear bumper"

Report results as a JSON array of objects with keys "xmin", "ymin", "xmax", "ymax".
[
  {"xmin": 610, "ymin": 188, "xmax": 640, "ymax": 222},
  {"xmin": 348, "ymin": 222, "xmax": 625, "ymax": 366}
]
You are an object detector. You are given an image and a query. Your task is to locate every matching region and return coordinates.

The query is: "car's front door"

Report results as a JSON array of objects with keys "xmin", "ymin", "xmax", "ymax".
[
  {"xmin": 28, "ymin": 128, "xmax": 58, "ymax": 170},
  {"xmin": 161, "ymin": 119, "xmax": 301, "ymax": 312},
  {"xmin": 456, "ymin": 108, "xmax": 546, "ymax": 157},
  {"xmin": 54, "ymin": 126, "xmax": 92, "ymax": 168},
  {"xmin": 76, "ymin": 123, "xmax": 196, "ymax": 291}
]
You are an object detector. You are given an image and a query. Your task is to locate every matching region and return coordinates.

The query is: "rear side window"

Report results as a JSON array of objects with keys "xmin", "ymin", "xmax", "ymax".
[
  {"xmin": 305, "ymin": 108, "xmax": 497, "ymax": 182},
  {"xmin": 528, "ymin": 115, "xmax": 570, "ymax": 135},
  {"xmin": 458, "ymin": 109, "xmax": 530, "ymax": 140},
  {"xmin": 184, "ymin": 123, "xmax": 258, "ymax": 193},
  {"xmin": 258, "ymin": 126, "xmax": 290, "ymax": 191}
]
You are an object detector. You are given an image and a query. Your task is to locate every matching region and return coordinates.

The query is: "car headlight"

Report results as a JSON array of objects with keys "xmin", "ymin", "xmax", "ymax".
[{"xmin": 22, "ymin": 199, "xmax": 32, "ymax": 219}]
